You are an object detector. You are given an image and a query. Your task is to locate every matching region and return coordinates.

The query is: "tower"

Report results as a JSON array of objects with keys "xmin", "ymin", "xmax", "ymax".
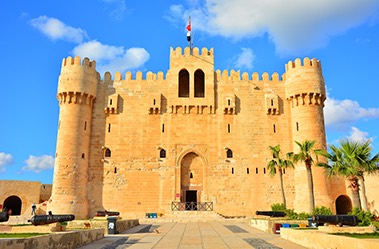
[
  {"xmin": 48, "ymin": 56, "xmax": 99, "ymax": 219},
  {"xmin": 284, "ymin": 58, "xmax": 332, "ymax": 212}
]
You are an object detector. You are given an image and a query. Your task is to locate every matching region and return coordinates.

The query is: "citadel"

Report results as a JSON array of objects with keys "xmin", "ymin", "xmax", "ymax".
[
  {"xmin": 6, "ymin": 46, "xmax": 373, "ymax": 220},
  {"xmin": 46, "ymin": 46, "xmax": 327, "ymax": 219}
]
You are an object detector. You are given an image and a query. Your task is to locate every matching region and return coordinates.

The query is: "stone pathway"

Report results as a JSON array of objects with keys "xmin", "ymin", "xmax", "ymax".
[{"xmin": 77, "ymin": 221, "xmax": 307, "ymax": 249}]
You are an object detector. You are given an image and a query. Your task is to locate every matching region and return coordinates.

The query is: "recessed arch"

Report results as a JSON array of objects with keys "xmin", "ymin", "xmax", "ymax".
[
  {"xmin": 176, "ymin": 147, "xmax": 208, "ymax": 167},
  {"xmin": 335, "ymin": 195, "xmax": 352, "ymax": 214},
  {"xmin": 3, "ymin": 195, "xmax": 22, "ymax": 215},
  {"xmin": 176, "ymin": 147, "xmax": 208, "ymax": 205},
  {"xmin": 178, "ymin": 69, "xmax": 190, "ymax": 97},
  {"xmin": 194, "ymin": 69, "xmax": 205, "ymax": 97}
]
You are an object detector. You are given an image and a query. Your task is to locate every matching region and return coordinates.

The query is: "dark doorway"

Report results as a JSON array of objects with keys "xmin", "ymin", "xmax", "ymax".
[
  {"xmin": 3, "ymin": 195, "xmax": 22, "ymax": 215},
  {"xmin": 336, "ymin": 195, "xmax": 352, "ymax": 214},
  {"xmin": 185, "ymin": 190, "xmax": 197, "ymax": 210}
]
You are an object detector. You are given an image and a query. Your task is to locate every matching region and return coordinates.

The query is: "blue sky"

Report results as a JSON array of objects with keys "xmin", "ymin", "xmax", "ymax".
[{"xmin": 1, "ymin": 0, "xmax": 379, "ymax": 184}]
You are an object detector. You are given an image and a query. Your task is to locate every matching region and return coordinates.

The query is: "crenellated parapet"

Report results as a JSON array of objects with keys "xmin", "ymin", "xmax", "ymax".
[
  {"xmin": 215, "ymin": 70, "xmax": 283, "ymax": 83},
  {"xmin": 284, "ymin": 57, "xmax": 325, "ymax": 102},
  {"xmin": 170, "ymin": 46, "xmax": 214, "ymax": 58},
  {"xmin": 102, "ymin": 70, "xmax": 166, "ymax": 82},
  {"xmin": 285, "ymin": 57, "xmax": 321, "ymax": 73},
  {"xmin": 61, "ymin": 56, "xmax": 97, "ymax": 69},
  {"xmin": 58, "ymin": 56, "xmax": 99, "ymax": 100}
]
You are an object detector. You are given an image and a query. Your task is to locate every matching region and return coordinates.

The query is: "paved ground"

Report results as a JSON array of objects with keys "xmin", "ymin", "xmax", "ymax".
[{"xmin": 77, "ymin": 221, "xmax": 307, "ymax": 249}]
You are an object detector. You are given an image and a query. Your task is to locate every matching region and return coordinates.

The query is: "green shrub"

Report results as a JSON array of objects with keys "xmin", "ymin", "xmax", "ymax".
[
  {"xmin": 297, "ymin": 212, "xmax": 311, "ymax": 220},
  {"xmin": 372, "ymin": 221, "xmax": 379, "ymax": 231},
  {"xmin": 284, "ymin": 209, "xmax": 299, "ymax": 219},
  {"xmin": 270, "ymin": 203, "xmax": 327, "ymax": 220},
  {"xmin": 312, "ymin": 206, "xmax": 333, "ymax": 216},
  {"xmin": 348, "ymin": 208, "xmax": 374, "ymax": 226},
  {"xmin": 271, "ymin": 203, "xmax": 286, "ymax": 212}
]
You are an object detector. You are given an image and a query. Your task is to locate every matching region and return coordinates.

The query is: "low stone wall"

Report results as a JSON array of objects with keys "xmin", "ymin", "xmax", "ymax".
[
  {"xmin": 0, "ymin": 225, "xmax": 52, "ymax": 233},
  {"xmin": 250, "ymin": 218, "xmax": 307, "ymax": 234},
  {"xmin": 67, "ymin": 218, "xmax": 139, "ymax": 234},
  {"xmin": 0, "ymin": 228, "xmax": 104, "ymax": 249},
  {"xmin": 280, "ymin": 227, "xmax": 379, "ymax": 249},
  {"xmin": 318, "ymin": 225, "xmax": 374, "ymax": 234}
]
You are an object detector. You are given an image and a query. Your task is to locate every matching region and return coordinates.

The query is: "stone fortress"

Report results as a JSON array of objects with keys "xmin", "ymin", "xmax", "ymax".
[{"xmin": 45, "ymin": 46, "xmax": 379, "ymax": 220}]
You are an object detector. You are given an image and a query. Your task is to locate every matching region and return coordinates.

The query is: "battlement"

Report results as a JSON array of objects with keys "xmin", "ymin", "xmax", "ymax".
[
  {"xmin": 103, "ymin": 71, "xmax": 166, "ymax": 82},
  {"xmin": 285, "ymin": 57, "xmax": 321, "ymax": 72},
  {"xmin": 61, "ymin": 56, "xmax": 97, "ymax": 69},
  {"xmin": 215, "ymin": 70, "xmax": 283, "ymax": 82},
  {"xmin": 170, "ymin": 46, "xmax": 214, "ymax": 58}
]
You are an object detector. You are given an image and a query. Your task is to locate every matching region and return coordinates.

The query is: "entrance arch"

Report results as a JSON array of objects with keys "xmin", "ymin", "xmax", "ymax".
[
  {"xmin": 180, "ymin": 152, "xmax": 204, "ymax": 204},
  {"xmin": 335, "ymin": 195, "xmax": 352, "ymax": 214},
  {"xmin": 3, "ymin": 195, "xmax": 22, "ymax": 215}
]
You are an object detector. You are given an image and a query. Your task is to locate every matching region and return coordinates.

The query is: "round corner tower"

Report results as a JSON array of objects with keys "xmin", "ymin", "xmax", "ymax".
[
  {"xmin": 284, "ymin": 57, "xmax": 332, "ymax": 212},
  {"xmin": 48, "ymin": 56, "xmax": 99, "ymax": 219}
]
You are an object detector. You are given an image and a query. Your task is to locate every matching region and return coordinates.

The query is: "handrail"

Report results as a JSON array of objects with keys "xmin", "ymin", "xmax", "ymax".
[{"xmin": 171, "ymin": 202, "xmax": 213, "ymax": 211}]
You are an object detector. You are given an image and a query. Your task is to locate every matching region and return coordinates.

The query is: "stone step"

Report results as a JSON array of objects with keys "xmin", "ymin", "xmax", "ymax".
[{"xmin": 139, "ymin": 210, "xmax": 246, "ymax": 223}]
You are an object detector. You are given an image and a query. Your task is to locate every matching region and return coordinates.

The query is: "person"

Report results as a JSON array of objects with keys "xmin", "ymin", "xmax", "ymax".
[{"xmin": 31, "ymin": 203, "xmax": 36, "ymax": 215}]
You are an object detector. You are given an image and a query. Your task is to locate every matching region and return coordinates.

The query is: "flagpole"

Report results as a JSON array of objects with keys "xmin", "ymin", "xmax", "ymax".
[{"xmin": 186, "ymin": 16, "xmax": 192, "ymax": 55}]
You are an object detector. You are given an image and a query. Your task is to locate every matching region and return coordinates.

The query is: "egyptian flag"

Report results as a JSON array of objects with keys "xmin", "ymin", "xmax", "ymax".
[{"xmin": 186, "ymin": 18, "xmax": 191, "ymax": 42}]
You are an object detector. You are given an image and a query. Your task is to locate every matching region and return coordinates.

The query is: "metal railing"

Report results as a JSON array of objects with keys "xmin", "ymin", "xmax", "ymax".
[{"xmin": 171, "ymin": 202, "xmax": 213, "ymax": 211}]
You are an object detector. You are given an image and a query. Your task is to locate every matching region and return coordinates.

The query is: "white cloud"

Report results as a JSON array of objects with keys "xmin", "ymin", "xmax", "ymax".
[
  {"xmin": 22, "ymin": 155, "xmax": 54, "ymax": 173},
  {"xmin": 0, "ymin": 152, "xmax": 13, "ymax": 173},
  {"xmin": 72, "ymin": 40, "xmax": 150, "ymax": 75},
  {"xmin": 100, "ymin": 0, "xmax": 128, "ymax": 20},
  {"xmin": 168, "ymin": 0, "xmax": 379, "ymax": 55},
  {"xmin": 324, "ymin": 97, "xmax": 379, "ymax": 129},
  {"xmin": 232, "ymin": 48, "xmax": 255, "ymax": 70},
  {"xmin": 347, "ymin": 127, "xmax": 373, "ymax": 143},
  {"xmin": 29, "ymin": 16, "xmax": 88, "ymax": 43}
]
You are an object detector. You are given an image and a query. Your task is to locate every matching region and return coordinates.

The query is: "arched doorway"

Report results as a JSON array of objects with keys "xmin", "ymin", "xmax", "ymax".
[
  {"xmin": 3, "ymin": 195, "xmax": 22, "ymax": 215},
  {"xmin": 335, "ymin": 195, "xmax": 352, "ymax": 214},
  {"xmin": 180, "ymin": 152, "xmax": 204, "ymax": 208}
]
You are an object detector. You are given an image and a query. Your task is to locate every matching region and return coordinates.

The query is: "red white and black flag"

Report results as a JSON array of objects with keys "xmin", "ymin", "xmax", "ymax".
[{"xmin": 186, "ymin": 16, "xmax": 191, "ymax": 42}]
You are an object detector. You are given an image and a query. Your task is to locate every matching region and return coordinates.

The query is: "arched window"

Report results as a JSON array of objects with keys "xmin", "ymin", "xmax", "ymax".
[
  {"xmin": 105, "ymin": 148, "xmax": 111, "ymax": 157},
  {"xmin": 178, "ymin": 69, "xmax": 190, "ymax": 97},
  {"xmin": 194, "ymin": 69, "xmax": 205, "ymax": 97},
  {"xmin": 160, "ymin": 149, "xmax": 166, "ymax": 158},
  {"xmin": 226, "ymin": 149, "xmax": 233, "ymax": 158}
]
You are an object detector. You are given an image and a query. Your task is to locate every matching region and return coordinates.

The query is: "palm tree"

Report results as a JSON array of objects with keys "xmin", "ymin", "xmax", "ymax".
[
  {"xmin": 348, "ymin": 140, "xmax": 379, "ymax": 210},
  {"xmin": 293, "ymin": 140, "xmax": 321, "ymax": 212},
  {"xmin": 267, "ymin": 144, "xmax": 294, "ymax": 208},
  {"xmin": 316, "ymin": 143, "xmax": 362, "ymax": 209},
  {"xmin": 317, "ymin": 139, "xmax": 379, "ymax": 210}
]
